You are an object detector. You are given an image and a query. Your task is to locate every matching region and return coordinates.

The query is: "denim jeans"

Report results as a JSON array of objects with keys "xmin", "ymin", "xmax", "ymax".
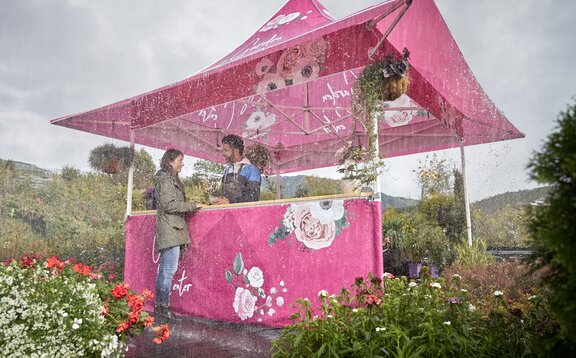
[{"xmin": 155, "ymin": 245, "xmax": 180, "ymax": 306}]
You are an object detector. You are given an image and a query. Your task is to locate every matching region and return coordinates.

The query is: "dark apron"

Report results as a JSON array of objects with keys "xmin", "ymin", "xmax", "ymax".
[{"xmin": 221, "ymin": 164, "xmax": 245, "ymax": 202}]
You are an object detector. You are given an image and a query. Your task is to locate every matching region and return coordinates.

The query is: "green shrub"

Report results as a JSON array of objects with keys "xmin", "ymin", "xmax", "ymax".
[
  {"xmin": 271, "ymin": 271, "xmax": 553, "ymax": 357},
  {"xmin": 452, "ymin": 239, "xmax": 494, "ymax": 269},
  {"xmin": 526, "ymin": 99, "xmax": 576, "ymax": 354}
]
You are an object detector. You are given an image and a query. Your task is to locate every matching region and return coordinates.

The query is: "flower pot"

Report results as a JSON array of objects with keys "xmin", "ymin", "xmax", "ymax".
[
  {"xmin": 408, "ymin": 262, "xmax": 438, "ymax": 279},
  {"xmin": 408, "ymin": 262, "xmax": 422, "ymax": 278},
  {"xmin": 382, "ymin": 75, "xmax": 409, "ymax": 102},
  {"xmin": 102, "ymin": 158, "xmax": 121, "ymax": 174}
]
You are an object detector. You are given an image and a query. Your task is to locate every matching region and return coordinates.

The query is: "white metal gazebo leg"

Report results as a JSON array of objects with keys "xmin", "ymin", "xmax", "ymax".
[
  {"xmin": 460, "ymin": 142, "xmax": 473, "ymax": 246},
  {"xmin": 373, "ymin": 112, "xmax": 382, "ymax": 202},
  {"xmin": 125, "ymin": 131, "xmax": 135, "ymax": 219}
]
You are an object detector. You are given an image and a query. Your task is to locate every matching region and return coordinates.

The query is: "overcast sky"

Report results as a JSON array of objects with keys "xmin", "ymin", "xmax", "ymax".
[{"xmin": 1, "ymin": 0, "xmax": 574, "ymax": 201}]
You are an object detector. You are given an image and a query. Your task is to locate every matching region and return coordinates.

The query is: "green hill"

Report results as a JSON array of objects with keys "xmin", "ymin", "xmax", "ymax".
[{"xmin": 473, "ymin": 186, "xmax": 551, "ymax": 213}]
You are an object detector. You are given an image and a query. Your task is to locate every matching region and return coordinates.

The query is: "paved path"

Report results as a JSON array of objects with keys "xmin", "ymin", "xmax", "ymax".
[{"xmin": 125, "ymin": 316, "xmax": 281, "ymax": 357}]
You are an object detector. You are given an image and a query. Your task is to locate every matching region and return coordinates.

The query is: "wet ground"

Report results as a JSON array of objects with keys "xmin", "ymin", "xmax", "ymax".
[{"xmin": 125, "ymin": 315, "xmax": 281, "ymax": 357}]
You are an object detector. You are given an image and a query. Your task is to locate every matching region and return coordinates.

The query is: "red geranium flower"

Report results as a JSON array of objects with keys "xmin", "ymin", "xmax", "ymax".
[
  {"xmin": 20, "ymin": 253, "xmax": 37, "ymax": 268},
  {"xmin": 127, "ymin": 294, "xmax": 144, "ymax": 311},
  {"xmin": 101, "ymin": 304, "xmax": 109, "ymax": 317},
  {"xmin": 46, "ymin": 256, "xmax": 65, "ymax": 270},
  {"xmin": 364, "ymin": 294, "xmax": 382, "ymax": 306},
  {"xmin": 116, "ymin": 321, "xmax": 131, "ymax": 333},
  {"xmin": 142, "ymin": 289, "xmax": 154, "ymax": 301},
  {"xmin": 153, "ymin": 324, "xmax": 170, "ymax": 344},
  {"xmin": 3, "ymin": 258, "xmax": 14, "ymax": 266},
  {"xmin": 72, "ymin": 263, "xmax": 91, "ymax": 276},
  {"xmin": 128, "ymin": 310, "xmax": 140, "ymax": 324},
  {"xmin": 111, "ymin": 283, "xmax": 129, "ymax": 299},
  {"xmin": 144, "ymin": 316, "xmax": 155, "ymax": 328}
]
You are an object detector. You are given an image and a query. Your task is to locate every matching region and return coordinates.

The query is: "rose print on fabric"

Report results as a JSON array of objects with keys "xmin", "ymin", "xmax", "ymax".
[
  {"xmin": 226, "ymin": 252, "xmax": 286, "ymax": 322},
  {"xmin": 254, "ymin": 37, "xmax": 327, "ymax": 94},
  {"xmin": 268, "ymin": 200, "xmax": 349, "ymax": 250}
]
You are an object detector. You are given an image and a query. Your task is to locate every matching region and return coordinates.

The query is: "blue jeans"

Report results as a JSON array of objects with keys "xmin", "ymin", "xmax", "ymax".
[{"xmin": 155, "ymin": 245, "xmax": 180, "ymax": 306}]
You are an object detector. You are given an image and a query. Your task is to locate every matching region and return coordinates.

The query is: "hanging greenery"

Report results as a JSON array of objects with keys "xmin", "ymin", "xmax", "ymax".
[
  {"xmin": 337, "ymin": 48, "xmax": 411, "ymax": 190},
  {"xmin": 88, "ymin": 144, "xmax": 135, "ymax": 174}
]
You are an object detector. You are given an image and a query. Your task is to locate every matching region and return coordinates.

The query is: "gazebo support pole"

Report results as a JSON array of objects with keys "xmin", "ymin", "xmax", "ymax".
[
  {"xmin": 125, "ymin": 131, "xmax": 136, "ymax": 219},
  {"xmin": 275, "ymin": 173, "xmax": 281, "ymax": 200},
  {"xmin": 372, "ymin": 112, "xmax": 382, "ymax": 202},
  {"xmin": 459, "ymin": 142, "xmax": 473, "ymax": 246}
]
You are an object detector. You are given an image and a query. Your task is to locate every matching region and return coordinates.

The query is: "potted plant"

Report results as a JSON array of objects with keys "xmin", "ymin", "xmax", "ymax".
[
  {"xmin": 354, "ymin": 48, "xmax": 410, "ymax": 110},
  {"xmin": 89, "ymin": 144, "xmax": 135, "ymax": 174},
  {"xmin": 399, "ymin": 212, "xmax": 445, "ymax": 278},
  {"xmin": 337, "ymin": 50, "xmax": 410, "ymax": 190}
]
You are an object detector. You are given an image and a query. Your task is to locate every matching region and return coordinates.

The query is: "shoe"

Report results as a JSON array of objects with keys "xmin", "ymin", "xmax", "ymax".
[{"xmin": 154, "ymin": 305, "xmax": 182, "ymax": 323}]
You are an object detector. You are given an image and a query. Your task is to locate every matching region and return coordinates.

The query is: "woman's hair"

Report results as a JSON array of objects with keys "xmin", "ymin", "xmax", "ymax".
[{"xmin": 160, "ymin": 148, "xmax": 184, "ymax": 174}]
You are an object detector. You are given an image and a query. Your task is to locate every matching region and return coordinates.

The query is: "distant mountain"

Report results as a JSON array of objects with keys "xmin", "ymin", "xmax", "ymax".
[
  {"xmin": 0, "ymin": 158, "xmax": 52, "ymax": 176},
  {"xmin": 473, "ymin": 186, "xmax": 552, "ymax": 213},
  {"xmin": 381, "ymin": 193, "xmax": 418, "ymax": 210}
]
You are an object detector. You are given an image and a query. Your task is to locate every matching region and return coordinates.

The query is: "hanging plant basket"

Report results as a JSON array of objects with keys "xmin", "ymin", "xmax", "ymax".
[
  {"xmin": 354, "ymin": 48, "xmax": 411, "ymax": 111},
  {"xmin": 245, "ymin": 143, "xmax": 271, "ymax": 174},
  {"xmin": 88, "ymin": 144, "xmax": 135, "ymax": 174},
  {"xmin": 339, "ymin": 49, "xmax": 411, "ymax": 189}
]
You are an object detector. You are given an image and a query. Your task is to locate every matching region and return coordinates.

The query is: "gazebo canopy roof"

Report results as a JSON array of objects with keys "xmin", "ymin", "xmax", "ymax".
[{"xmin": 51, "ymin": 0, "xmax": 524, "ymax": 174}]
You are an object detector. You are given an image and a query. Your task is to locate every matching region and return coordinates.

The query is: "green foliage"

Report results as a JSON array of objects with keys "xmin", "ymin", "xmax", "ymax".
[
  {"xmin": 0, "ymin": 166, "xmax": 127, "ymax": 268},
  {"xmin": 271, "ymin": 272, "xmax": 554, "ymax": 357},
  {"xmin": 189, "ymin": 159, "xmax": 224, "ymax": 183},
  {"xmin": 60, "ymin": 166, "xmax": 81, "ymax": 181},
  {"xmin": 401, "ymin": 212, "xmax": 452, "ymax": 267},
  {"xmin": 443, "ymin": 261, "xmax": 552, "ymax": 322},
  {"xmin": 336, "ymin": 144, "xmax": 385, "ymax": 190},
  {"xmin": 260, "ymin": 175, "xmax": 285, "ymax": 201},
  {"xmin": 415, "ymin": 153, "xmax": 452, "ymax": 199},
  {"xmin": 418, "ymin": 193, "xmax": 465, "ymax": 244},
  {"xmin": 526, "ymin": 99, "xmax": 576, "ymax": 353},
  {"xmin": 245, "ymin": 143, "xmax": 271, "ymax": 174},
  {"xmin": 184, "ymin": 159, "xmax": 226, "ymax": 204},
  {"xmin": 381, "ymin": 208, "xmax": 406, "ymax": 251},
  {"xmin": 452, "ymin": 240, "xmax": 495, "ymax": 269},
  {"xmin": 41, "ymin": 174, "xmax": 126, "ymax": 265},
  {"xmin": 294, "ymin": 176, "xmax": 342, "ymax": 198},
  {"xmin": 109, "ymin": 148, "xmax": 156, "ymax": 190},
  {"xmin": 474, "ymin": 186, "xmax": 551, "ymax": 214},
  {"xmin": 471, "ymin": 205, "xmax": 532, "ymax": 248}
]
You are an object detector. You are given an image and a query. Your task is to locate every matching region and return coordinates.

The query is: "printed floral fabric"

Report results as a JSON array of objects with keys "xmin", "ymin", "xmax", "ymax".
[
  {"xmin": 269, "ymin": 199, "xmax": 348, "ymax": 250},
  {"xmin": 124, "ymin": 198, "xmax": 382, "ymax": 327},
  {"xmin": 253, "ymin": 37, "xmax": 328, "ymax": 95},
  {"xmin": 226, "ymin": 253, "xmax": 287, "ymax": 322}
]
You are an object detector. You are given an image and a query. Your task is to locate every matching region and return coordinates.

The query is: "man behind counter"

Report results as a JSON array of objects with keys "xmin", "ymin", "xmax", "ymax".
[{"xmin": 211, "ymin": 134, "xmax": 261, "ymax": 205}]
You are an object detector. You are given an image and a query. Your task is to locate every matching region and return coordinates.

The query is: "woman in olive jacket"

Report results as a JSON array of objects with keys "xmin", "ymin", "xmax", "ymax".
[{"xmin": 153, "ymin": 149, "xmax": 198, "ymax": 322}]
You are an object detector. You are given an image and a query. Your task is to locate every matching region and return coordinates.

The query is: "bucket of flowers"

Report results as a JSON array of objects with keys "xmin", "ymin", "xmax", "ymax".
[{"xmin": 0, "ymin": 253, "xmax": 169, "ymax": 356}]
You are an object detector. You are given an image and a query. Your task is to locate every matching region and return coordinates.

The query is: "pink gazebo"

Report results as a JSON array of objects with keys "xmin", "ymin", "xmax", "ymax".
[
  {"xmin": 50, "ymin": 0, "xmax": 523, "ymax": 326},
  {"xmin": 51, "ymin": 0, "xmax": 523, "ymax": 174}
]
